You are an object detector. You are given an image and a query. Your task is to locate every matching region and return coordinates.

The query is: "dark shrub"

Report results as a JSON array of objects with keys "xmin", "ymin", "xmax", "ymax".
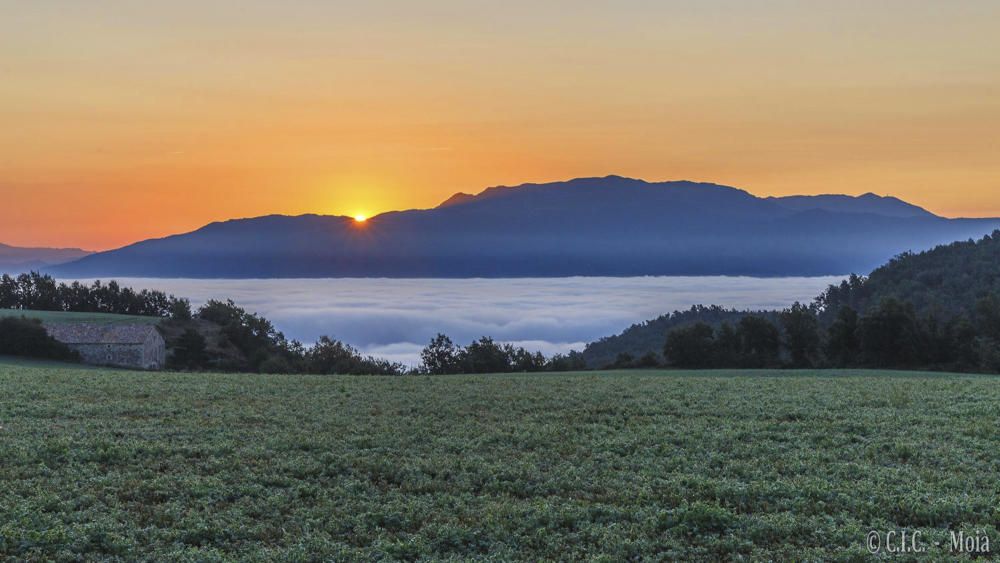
[
  {"xmin": 664, "ymin": 323, "xmax": 715, "ymax": 368},
  {"xmin": 0, "ymin": 317, "xmax": 79, "ymax": 361},
  {"xmin": 169, "ymin": 328, "xmax": 208, "ymax": 370}
]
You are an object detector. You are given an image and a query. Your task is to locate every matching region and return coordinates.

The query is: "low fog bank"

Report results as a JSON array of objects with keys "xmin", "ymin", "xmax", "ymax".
[{"xmin": 68, "ymin": 276, "xmax": 843, "ymax": 366}]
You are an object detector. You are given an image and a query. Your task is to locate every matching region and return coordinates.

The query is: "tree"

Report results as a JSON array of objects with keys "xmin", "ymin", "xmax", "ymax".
[
  {"xmin": 858, "ymin": 298, "xmax": 920, "ymax": 368},
  {"xmin": 199, "ymin": 299, "xmax": 286, "ymax": 371},
  {"xmin": 511, "ymin": 348, "xmax": 547, "ymax": 372},
  {"xmin": 946, "ymin": 316, "xmax": 980, "ymax": 371},
  {"xmin": 306, "ymin": 336, "xmax": 365, "ymax": 374},
  {"xmin": 610, "ymin": 352, "xmax": 635, "ymax": 369},
  {"xmin": 918, "ymin": 313, "xmax": 956, "ymax": 368},
  {"xmin": 664, "ymin": 323, "xmax": 715, "ymax": 368},
  {"xmin": 547, "ymin": 351, "xmax": 586, "ymax": 372},
  {"xmin": 635, "ymin": 351, "xmax": 660, "ymax": 368},
  {"xmin": 420, "ymin": 333, "xmax": 462, "ymax": 374},
  {"xmin": 461, "ymin": 337, "xmax": 513, "ymax": 374},
  {"xmin": 0, "ymin": 275, "xmax": 17, "ymax": 308},
  {"xmin": 0, "ymin": 317, "xmax": 78, "ymax": 361},
  {"xmin": 170, "ymin": 298, "xmax": 193, "ymax": 321},
  {"xmin": 781, "ymin": 302, "xmax": 820, "ymax": 368},
  {"xmin": 198, "ymin": 299, "xmax": 245, "ymax": 326},
  {"xmin": 713, "ymin": 322, "xmax": 741, "ymax": 367},
  {"xmin": 170, "ymin": 329, "xmax": 208, "ymax": 369},
  {"xmin": 305, "ymin": 336, "xmax": 404, "ymax": 375},
  {"xmin": 815, "ymin": 273, "xmax": 868, "ymax": 325},
  {"xmin": 259, "ymin": 354, "xmax": 294, "ymax": 374},
  {"xmin": 0, "ymin": 272, "xmax": 181, "ymax": 317},
  {"xmin": 825, "ymin": 306, "xmax": 860, "ymax": 367},
  {"xmin": 737, "ymin": 316, "xmax": 780, "ymax": 368},
  {"xmin": 976, "ymin": 295, "xmax": 1000, "ymax": 341}
]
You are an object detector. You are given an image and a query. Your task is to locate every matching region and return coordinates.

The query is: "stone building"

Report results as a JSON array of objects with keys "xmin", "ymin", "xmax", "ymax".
[{"xmin": 45, "ymin": 323, "xmax": 166, "ymax": 370}]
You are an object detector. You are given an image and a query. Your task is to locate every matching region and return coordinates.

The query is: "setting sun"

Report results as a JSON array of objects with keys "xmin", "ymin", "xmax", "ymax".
[{"xmin": 353, "ymin": 214, "xmax": 368, "ymax": 223}]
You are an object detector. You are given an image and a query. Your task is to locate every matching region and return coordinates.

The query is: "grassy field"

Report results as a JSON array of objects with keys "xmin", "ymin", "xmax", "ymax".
[
  {"xmin": 0, "ymin": 309, "xmax": 162, "ymax": 325},
  {"xmin": 1, "ymin": 363, "xmax": 998, "ymax": 560}
]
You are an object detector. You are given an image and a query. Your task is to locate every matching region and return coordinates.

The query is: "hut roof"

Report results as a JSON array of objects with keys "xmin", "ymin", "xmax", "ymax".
[{"xmin": 45, "ymin": 323, "xmax": 162, "ymax": 345}]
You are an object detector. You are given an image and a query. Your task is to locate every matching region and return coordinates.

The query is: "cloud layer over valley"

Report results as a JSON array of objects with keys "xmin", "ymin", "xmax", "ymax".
[{"xmin": 72, "ymin": 277, "xmax": 843, "ymax": 365}]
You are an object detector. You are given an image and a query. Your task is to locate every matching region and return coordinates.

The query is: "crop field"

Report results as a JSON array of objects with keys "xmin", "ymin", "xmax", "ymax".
[
  {"xmin": 1, "ymin": 362, "xmax": 998, "ymax": 560},
  {"xmin": 0, "ymin": 309, "xmax": 162, "ymax": 325}
]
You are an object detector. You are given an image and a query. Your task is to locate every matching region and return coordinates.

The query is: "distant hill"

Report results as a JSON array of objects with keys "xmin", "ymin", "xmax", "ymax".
[
  {"xmin": 816, "ymin": 231, "xmax": 1000, "ymax": 321},
  {"xmin": 581, "ymin": 231, "xmax": 1000, "ymax": 367},
  {"xmin": 0, "ymin": 243, "xmax": 91, "ymax": 273},
  {"xmin": 49, "ymin": 176, "xmax": 1000, "ymax": 278},
  {"xmin": 581, "ymin": 305, "xmax": 781, "ymax": 368}
]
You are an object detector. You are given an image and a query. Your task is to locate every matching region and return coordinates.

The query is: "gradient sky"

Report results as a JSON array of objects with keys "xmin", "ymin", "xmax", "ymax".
[{"xmin": 3, "ymin": 1, "xmax": 999, "ymax": 250}]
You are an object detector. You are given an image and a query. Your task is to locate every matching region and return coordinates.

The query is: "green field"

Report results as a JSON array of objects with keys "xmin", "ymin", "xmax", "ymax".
[
  {"xmin": 0, "ymin": 309, "xmax": 162, "ymax": 325},
  {"xmin": 1, "ymin": 363, "xmax": 997, "ymax": 560}
]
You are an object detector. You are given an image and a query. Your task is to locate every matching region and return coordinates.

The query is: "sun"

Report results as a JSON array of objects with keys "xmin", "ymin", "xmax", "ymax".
[{"xmin": 353, "ymin": 214, "xmax": 368, "ymax": 223}]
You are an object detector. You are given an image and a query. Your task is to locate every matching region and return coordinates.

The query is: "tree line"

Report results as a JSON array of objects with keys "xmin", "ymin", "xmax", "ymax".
[
  {"xmin": 661, "ymin": 297, "xmax": 1000, "ymax": 373},
  {"xmin": 595, "ymin": 232, "xmax": 1000, "ymax": 373},
  {"xmin": 816, "ymin": 231, "xmax": 1000, "ymax": 323},
  {"xmin": 419, "ymin": 334, "xmax": 586, "ymax": 374},
  {"xmin": 0, "ymin": 274, "xmax": 586, "ymax": 374},
  {"xmin": 149, "ymin": 273, "xmax": 1000, "ymax": 375},
  {"xmin": 10, "ymin": 227, "xmax": 1000, "ymax": 376},
  {"xmin": 0, "ymin": 272, "xmax": 191, "ymax": 318},
  {"xmin": 166, "ymin": 299, "xmax": 406, "ymax": 375},
  {"xmin": 581, "ymin": 305, "xmax": 780, "ymax": 369},
  {"xmin": 169, "ymin": 301, "xmax": 587, "ymax": 375}
]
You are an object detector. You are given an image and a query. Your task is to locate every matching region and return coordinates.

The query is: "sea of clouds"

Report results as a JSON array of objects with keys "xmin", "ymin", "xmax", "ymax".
[{"xmin": 75, "ymin": 276, "xmax": 844, "ymax": 366}]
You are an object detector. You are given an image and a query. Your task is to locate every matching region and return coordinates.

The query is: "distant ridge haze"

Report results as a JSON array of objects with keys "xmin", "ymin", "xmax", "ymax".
[
  {"xmin": 47, "ymin": 176, "xmax": 1000, "ymax": 279},
  {"xmin": 765, "ymin": 193, "xmax": 936, "ymax": 218},
  {"xmin": 438, "ymin": 176, "xmax": 938, "ymax": 218},
  {"xmin": 0, "ymin": 243, "xmax": 91, "ymax": 274}
]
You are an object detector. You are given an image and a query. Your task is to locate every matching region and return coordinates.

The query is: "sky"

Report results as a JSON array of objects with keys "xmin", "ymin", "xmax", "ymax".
[{"xmin": 3, "ymin": 0, "xmax": 999, "ymax": 250}]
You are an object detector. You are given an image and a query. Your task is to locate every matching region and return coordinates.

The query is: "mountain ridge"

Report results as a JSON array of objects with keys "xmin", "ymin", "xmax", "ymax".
[
  {"xmin": 46, "ymin": 176, "xmax": 1000, "ymax": 279},
  {"xmin": 767, "ymin": 192, "xmax": 936, "ymax": 218},
  {"xmin": 0, "ymin": 243, "xmax": 92, "ymax": 273}
]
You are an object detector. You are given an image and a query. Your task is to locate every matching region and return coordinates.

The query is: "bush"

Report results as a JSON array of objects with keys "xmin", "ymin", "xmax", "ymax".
[
  {"xmin": 858, "ymin": 298, "xmax": 920, "ymax": 368},
  {"xmin": 635, "ymin": 351, "xmax": 660, "ymax": 368},
  {"xmin": 664, "ymin": 323, "xmax": 715, "ymax": 368},
  {"xmin": 421, "ymin": 334, "xmax": 461, "ymax": 374},
  {"xmin": 169, "ymin": 298, "xmax": 193, "ymax": 321},
  {"xmin": 418, "ymin": 335, "xmax": 585, "ymax": 374},
  {"xmin": 306, "ymin": 336, "xmax": 405, "ymax": 375},
  {"xmin": 168, "ymin": 329, "xmax": 208, "ymax": 370},
  {"xmin": 0, "ymin": 317, "xmax": 79, "ymax": 361},
  {"xmin": 547, "ymin": 351, "xmax": 586, "ymax": 372}
]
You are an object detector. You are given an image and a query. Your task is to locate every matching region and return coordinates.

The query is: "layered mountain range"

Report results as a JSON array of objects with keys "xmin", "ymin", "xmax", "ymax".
[
  {"xmin": 48, "ymin": 176, "xmax": 1000, "ymax": 278},
  {"xmin": 0, "ymin": 243, "xmax": 90, "ymax": 273}
]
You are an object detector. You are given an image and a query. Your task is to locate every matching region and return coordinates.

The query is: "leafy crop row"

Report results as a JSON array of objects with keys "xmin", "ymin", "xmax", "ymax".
[{"xmin": 1, "ymin": 365, "xmax": 997, "ymax": 560}]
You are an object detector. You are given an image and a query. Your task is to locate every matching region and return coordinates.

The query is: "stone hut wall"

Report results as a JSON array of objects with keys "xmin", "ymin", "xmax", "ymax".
[
  {"xmin": 142, "ymin": 332, "xmax": 166, "ymax": 369},
  {"xmin": 69, "ymin": 342, "xmax": 146, "ymax": 369},
  {"xmin": 44, "ymin": 323, "xmax": 166, "ymax": 370}
]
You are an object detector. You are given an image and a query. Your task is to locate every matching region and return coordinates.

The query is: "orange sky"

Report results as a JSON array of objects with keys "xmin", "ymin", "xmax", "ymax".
[{"xmin": 3, "ymin": 1, "xmax": 999, "ymax": 250}]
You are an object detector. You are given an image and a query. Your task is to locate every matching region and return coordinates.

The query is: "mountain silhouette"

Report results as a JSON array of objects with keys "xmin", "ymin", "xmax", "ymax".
[
  {"xmin": 766, "ymin": 193, "xmax": 935, "ymax": 218},
  {"xmin": 48, "ymin": 176, "xmax": 1000, "ymax": 278},
  {"xmin": 1, "ymin": 243, "xmax": 91, "ymax": 274}
]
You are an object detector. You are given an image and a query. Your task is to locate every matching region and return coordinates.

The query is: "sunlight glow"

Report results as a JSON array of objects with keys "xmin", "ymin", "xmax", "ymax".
[{"xmin": 353, "ymin": 214, "xmax": 368, "ymax": 223}]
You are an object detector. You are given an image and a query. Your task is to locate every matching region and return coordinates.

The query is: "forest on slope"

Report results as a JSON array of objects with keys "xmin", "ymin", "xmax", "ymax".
[{"xmin": 583, "ymin": 232, "xmax": 1000, "ymax": 372}]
